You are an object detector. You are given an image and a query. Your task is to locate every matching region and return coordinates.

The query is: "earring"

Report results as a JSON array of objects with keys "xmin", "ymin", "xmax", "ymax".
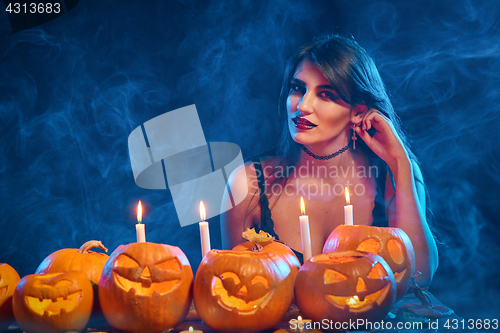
[{"xmin": 351, "ymin": 122, "xmax": 357, "ymax": 150}]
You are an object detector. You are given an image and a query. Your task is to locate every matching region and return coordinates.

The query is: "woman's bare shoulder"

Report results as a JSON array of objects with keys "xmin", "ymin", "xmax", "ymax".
[
  {"xmin": 221, "ymin": 161, "xmax": 261, "ymax": 248},
  {"xmin": 225, "ymin": 160, "xmax": 262, "ymax": 213},
  {"xmin": 228, "ymin": 161, "xmax": 258, "ymax": 189}
]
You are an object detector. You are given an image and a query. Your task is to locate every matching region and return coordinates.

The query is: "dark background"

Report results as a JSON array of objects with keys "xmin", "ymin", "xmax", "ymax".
[{"xmin": 1, "ymin": 0, "xmax": 499, "ymax": 320}]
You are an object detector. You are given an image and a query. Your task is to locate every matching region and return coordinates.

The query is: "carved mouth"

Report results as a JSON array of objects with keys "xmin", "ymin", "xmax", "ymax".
[
  {"xmin": 211, "ymin": 277, "xmax": 274, "ymax": 315},
  {"xmin": 25, "ymin": 292, "xmax": 83, "ymax": 316},
  {"xmin": 114, "ymin": 273, "xmax": 180, "ymax": 297},
  {"xmin": 325, "ymin": 283, "xmax": 391, "ymax": 312}
]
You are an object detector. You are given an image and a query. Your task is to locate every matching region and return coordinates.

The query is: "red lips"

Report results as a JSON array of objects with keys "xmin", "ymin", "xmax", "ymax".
[{"xmin": 292, "ymin": 117, "xmax": 318, "ymax": 130}]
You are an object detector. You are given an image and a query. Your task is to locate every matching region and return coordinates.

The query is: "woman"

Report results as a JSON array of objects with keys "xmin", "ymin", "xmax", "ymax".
[{"xmin": 220, "ymin": 34, "xmax": 438, "ymax": 287}]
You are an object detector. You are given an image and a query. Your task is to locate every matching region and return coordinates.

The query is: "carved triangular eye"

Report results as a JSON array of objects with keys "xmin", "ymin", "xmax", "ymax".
[
  {"xmin": 324, "ymin": 269, "xmax": 348, "ymax": 284},
  {"xmin": 155, "ymin": 258, "xmax": 181, "ymax": 271},
  {"xmin": 387, "ymin": 239, "xmax": 404, "ymax": 264},
  {"xmin": 113, "ymin": 255, "xmax": 140, "ymax": 279},
  {"xmin": 367, "ymin": 263, "xmax": 388, "ymax": 279},
  {"xmin": 356, "ymin": 238, "xmax": 380, "ymax": 254}
]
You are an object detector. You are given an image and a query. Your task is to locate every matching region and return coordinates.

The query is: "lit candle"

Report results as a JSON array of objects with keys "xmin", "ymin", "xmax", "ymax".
[
  {"xmin": 136, "ymin": 201, "xmax": 146, "ymax": 243},
  {"xmin": 348, "ymin": 295, "xmax": 360, "ymax": 307},
  {"xmin": 299, "ymin": 197, "xmax": 312, "ymax": 262},
  {"xmin": 344, "ymin": 187, "xmax": 353, "ymax": 225},
  {"xmin": 290, "ymin": 315, "xmax": 312, "ymax": 332},
  {"xmin": 179, "ymin": 326, "xmax": 203, "ymax": 333},
  {"xmin": 199, "ymin": 201, "xmax": 211, "ymax": 257}
]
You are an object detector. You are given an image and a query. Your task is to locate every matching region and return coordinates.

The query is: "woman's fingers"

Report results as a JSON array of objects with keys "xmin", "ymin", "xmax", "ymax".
[
  {"xmin": 362, "ymin": 110, "xmax": 391, "ymax": 133},
  {"xmin": 355, "ymin": 125, "xmax": 371, "ymax": 144}
]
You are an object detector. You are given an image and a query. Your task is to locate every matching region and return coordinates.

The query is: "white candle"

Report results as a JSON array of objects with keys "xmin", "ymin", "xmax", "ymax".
[
  {"xmin": 344, "ymin": 187, "xmax": 353, "ymax": 225},
  {"xmin": 179, "ymin": 326, "xmax": 203, "ymax": 333},
  {"xmin": 299, "ymin": 197, "xmax": 312, "ymax": 262},
  {"xmin": 136, "ymin": 201, "xmax": 146, "ymax": 242},
  {"xmin": 290, "ymin": 315, "xmax": 312, "ymax": 332},
  {"xmin": 199, "ymin": 201, "xmax": 211, "ymax": 257}
]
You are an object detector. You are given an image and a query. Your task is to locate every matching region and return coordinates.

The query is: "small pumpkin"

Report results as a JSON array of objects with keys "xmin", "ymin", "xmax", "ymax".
[
  {"xmin": 193, "ymin": 249, "xmax": 294, "ymax": 333},
  {"xmin": 35, "ymin": 240, "xmax": 109, "ymax": 285},
  {"xmin": 0, "ymin": 264, "xmax": 21, "ymax": 331},
  {"xmin": 323, "ymin": 225, "xmax": 415, "ymax": 301},
  {"xmin": 295, "ymin": 251, "xmax": 396, "ymax": 323},
  {"xmin": 99, "ymin": 242, "xmax": 193, "ymax": 332},
  {"xmin": 13, "ymin": 271, "xmax": 93, "ymax": 333}
]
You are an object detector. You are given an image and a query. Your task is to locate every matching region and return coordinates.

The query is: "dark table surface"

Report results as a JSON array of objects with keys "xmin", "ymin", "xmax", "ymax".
[{"xmin": 6, "ymin": 292, "xmax": 471, "ymax": 333}]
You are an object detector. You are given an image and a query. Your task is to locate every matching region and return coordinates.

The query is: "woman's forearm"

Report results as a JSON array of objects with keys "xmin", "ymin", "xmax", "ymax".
[{"xmin": 389, "ymin": 157, "xmax": 439, "ymax": 287}]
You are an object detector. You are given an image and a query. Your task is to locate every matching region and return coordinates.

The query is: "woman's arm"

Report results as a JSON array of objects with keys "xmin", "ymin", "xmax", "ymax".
[
  {"xmin": 355, "ymin": 111, "xmax": 439, "ymax": 287},
  {"xmin": 387, "ymin": 158, "xmax": 438, "ymax": 287},
  {"xmin": 220, "ymin": 163, "xmax": 259, "ymax": 249}
]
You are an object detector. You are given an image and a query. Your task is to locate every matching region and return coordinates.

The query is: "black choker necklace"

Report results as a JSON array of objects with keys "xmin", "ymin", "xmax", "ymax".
[{"xmin": 302, "ymin": 144, "xmax": 349, "ymax": 160}]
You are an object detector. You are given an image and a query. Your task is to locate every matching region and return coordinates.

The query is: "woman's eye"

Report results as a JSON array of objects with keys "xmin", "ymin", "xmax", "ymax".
[
  {"xmin": 289, "ymin": 84, "xmax": 305, "ymax": 95},
  {"xmin": 320, "ymin": 91, "xmax": 340, "ymax": 101}
]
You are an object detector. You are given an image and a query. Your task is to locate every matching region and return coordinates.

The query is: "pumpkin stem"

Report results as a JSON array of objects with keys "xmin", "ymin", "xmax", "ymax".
[
  {"xmin": 78, "ymin": 240, "xmax": 108, "ymax": 254},
  {"xmin": 242, "ymin": 228, "xmax": 274, "ymax": 252},
  {"xmin": 251, "ymin": 242, "xmax": 264, "ymax": 252}
]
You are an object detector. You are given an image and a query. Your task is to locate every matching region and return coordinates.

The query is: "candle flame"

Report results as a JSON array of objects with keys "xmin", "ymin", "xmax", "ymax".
[
  {"xmin": 345, "ymin": 187, "xmax": 350, "ymax": 205},
  {"xmin": 348, "ymin": 295, "xmax": 359, "ymax": 306},
  {"xmin": 300, "ymin": 197, "xmax": 305, "ymax": 215},
  {"xmin": 199, "ymin": 201, "xmax": 206, "ymax": 221},
  {"xmin": 137, "ymin": 201, "xmax": 143, "ymax": 223},
  {"xmin": 298, "ymin": 316, "xmax": 302, "ymax": 321},
  {"xmin": 189, "ymin": 327, "xmax": 193, "ymax": 332}
]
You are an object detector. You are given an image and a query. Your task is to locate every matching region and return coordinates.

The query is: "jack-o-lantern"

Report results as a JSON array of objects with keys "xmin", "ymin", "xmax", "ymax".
[
  {"xmin": 99, "ymin": 242, "xmax": 193, "ymax": 332},
  {"xmin": 35, "ymin": 240, "xmax": 109, "ymax": 285},
  {"xmin": 0, "ymin": 264, "xmax": 21, "ymax": 331},
  {"xmin": 194, "ymin": 249, "xmax": 294, "ymax": 333},
  {"xmin": 323, "ymin": 225, "xmax": 415, "ymax": 301},
  {"xmin": 35, "ymin": 240, "xmax": 109, "ymax": 327},
  {"xmin": 295, "ymin": 251, "xmax": 396, "ymax": 323},
  {"xmin": 12, "ymin": 271, "xmax": 93, "ymax": 333}
]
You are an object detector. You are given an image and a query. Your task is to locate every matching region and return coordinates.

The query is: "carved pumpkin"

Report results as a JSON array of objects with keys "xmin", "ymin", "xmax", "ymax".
[
  {"xmin": 35, "ymin": 240, "xmax": 109, "ymax": 326},
  {"xmin": 193, "ymin": 249, "xmax": 294, "ymax": 333},
  {"xmin": 35, "ymin": 240, "xmax": 109, "ymax": 285},
  {"xmin": 99, "ymin": 242, "xmax": 193, "ymax": 332},
  {"xmin": 13, "ymin": 271, "xmax": 93, "ymax": 333},
  {"xmin": 0, "ymin": 264, "xmax": 21, "ymax": 331},
  {"xmin": 323, "ymin": 225, "xmax": 415, "ymax": 301},
  {"xmin": 295, "ymin": 251, "xmax": 396, "ymax": 323}
]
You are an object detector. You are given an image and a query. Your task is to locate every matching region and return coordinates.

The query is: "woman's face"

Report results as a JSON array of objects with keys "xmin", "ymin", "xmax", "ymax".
[{"xmin": 286, "ymin": 60, "xmax": 353, "ymax": 153}]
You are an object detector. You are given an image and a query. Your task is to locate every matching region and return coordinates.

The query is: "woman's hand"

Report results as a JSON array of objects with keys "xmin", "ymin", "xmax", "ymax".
[{"xmin": 354, "ymin": 109, "xmax": 408, "ymax": 170}]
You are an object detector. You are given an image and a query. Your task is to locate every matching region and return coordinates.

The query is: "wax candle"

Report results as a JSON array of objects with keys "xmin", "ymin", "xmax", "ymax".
[
  {"xmin": 299, "ymin": 197, "xmax": 312, "ymax": 262},
  {"xmin": 291, "ymin": 315, "xmax": 312, "ymax": 332},
  {"xmin": 344, "ymin": 187, "xmax": 353, "ymax": 225},
  {"xmin": 136, "ymin": 201, "xmax": 146, "ymax": 243},
  {"xmin": 179, "ymin": 326, "xmax": 203, "ymax": 333},
  {"xmin": 199, "ymin": 201, "xmax": 211, "ymax": 257}
]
